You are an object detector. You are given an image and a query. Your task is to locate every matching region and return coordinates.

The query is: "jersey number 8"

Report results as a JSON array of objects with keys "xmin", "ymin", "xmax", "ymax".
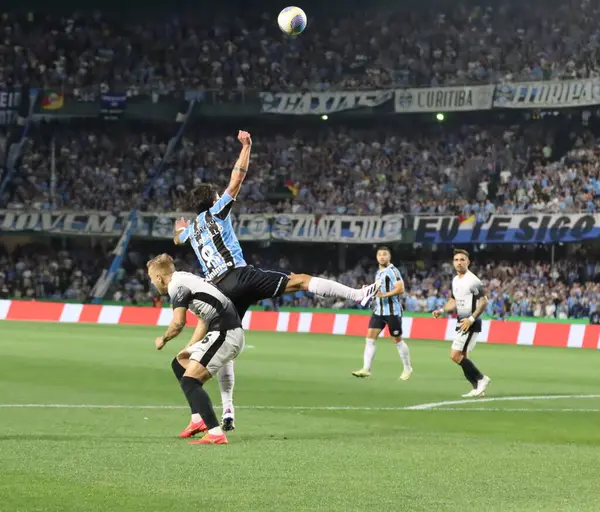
[{"xmin": 201, "ymin": 245, "xmax": 220, "ymax": 269}]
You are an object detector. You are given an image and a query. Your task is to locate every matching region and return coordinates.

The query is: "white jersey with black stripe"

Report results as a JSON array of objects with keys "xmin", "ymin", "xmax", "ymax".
[
  {"xmin": 167, "ymin": 271, "xmax": 241, "ymax": 332},
  {"xmin": 451, "ymin": 270, "xmax": 485, "ymax": 333}
]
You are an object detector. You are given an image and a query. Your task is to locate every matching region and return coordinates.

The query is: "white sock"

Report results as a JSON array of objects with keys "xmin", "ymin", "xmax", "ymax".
[
  {"xmin": 396, "ymin": 340, "xmax": 412, "ymax": 371},
  {"xmin": 308, "ymin": 276, "xmax": 362, "ymax": 301},
  {"xmin": 218, "ymin": 361, "xmax": 235, "ymax": 418},
  {"xmin": 363, "ymin": 338, "xmax": 376, "ymax": 371},
  {"xmin": 209, "ymin": 425, "xmax": 224, "ymax": 435},
  {"xmin": 191, "ymin": 413, "xmax": 202, "ymax": 423}
]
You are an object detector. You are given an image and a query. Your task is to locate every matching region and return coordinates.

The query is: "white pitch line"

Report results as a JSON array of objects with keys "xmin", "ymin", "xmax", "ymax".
[
  {"xmin": 404, "ymin": 394, "xmax": 600, "ymax": 410},
  {"xmin": 1, "ymin": 395, "xmax": 600, "ymax": 412},
  {"xmin": 411, "ymin": 407, "xmax": 600, "ymax": 412},
  {"xmin": 0, "ymin": 404, "xmax": 438, "ymax": 411}
]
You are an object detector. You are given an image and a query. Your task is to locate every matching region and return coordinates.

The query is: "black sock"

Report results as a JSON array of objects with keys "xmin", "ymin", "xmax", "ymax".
[
  {"xmin": 180, "ymin": 376, "xmax": 219, "ymax": 430},
  {"xmin": 459, "ymin": 358, "xmax": 484, "ymax": 384},
  {"xmin": 460, "ymin": 365, "xmax": 478, "ymax": 389},
  {"xmin": 172, "ymin": 359, "xmax": 197, "ymax": 414},
  {"xmin": 171, "ymin": 358, "xmax": 185, "ymax": 381}
]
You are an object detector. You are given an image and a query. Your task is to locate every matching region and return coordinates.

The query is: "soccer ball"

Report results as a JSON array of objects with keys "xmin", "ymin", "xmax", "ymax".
[{"xmin": 277, "ymin": 6, "xmax": 307, "ymax": 36}]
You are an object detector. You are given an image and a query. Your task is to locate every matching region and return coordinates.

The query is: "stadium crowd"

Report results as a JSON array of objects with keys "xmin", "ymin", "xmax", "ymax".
[
  {"xmin": 1, "ymin": 3, "xmax": 599, "ymax": 323},
  {"xmin": 1, "ymin": 244, "xmax": 598, "ymax": 321},
  {"xmin": 4, "ymin": 123, "xmax": 600, "ymax": 215},
  {"xmin": 2, "ymin": 1, "xmax": 600, "ymax": 94}
]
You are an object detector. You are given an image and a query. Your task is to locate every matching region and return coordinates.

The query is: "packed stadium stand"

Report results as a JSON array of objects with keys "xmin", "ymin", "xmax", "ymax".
[
  {"xmin": 3, "ymin": 1, "xmax": 600, "ymax": 93},
  {"xmin": 0, "ymin": 1, "xmax": 598, "ymax": 322},
  {"xmin": 2, "ymin": 121, "xmax": 600, "ymax": 214}
]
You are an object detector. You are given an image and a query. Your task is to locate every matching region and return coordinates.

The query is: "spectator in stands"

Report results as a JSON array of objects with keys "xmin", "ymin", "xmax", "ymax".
[
  {"xmin": 6, "ymin": 122, "xmax": 599, "ymax": 215},
  {"xmin": 4, "ymin": 2, "xmax": 600, "ymax": 93}
]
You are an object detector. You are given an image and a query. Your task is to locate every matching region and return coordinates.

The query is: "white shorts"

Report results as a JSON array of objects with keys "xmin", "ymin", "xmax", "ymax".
[
  {"xmin": 451, "ymin": 330, "xmax": 479, "ymax": 354},
  {"xmin": 187, "ymin": 328, "xmax": 245, "ymax": 376}
]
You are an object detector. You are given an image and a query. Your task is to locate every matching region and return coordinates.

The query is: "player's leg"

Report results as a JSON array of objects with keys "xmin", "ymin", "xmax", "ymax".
[
  {"xmin": 388, "ymin": 316, "xmax": 412, "ymax": 380},
  {"xmin": 213, "ymin": 274, "xmax": 250, "ymax": 431},
  {"xmin": 215, "ymin": 300, "xmax": 247, "ymax": 432},
  {"xmin": 175, "ymin": 332, "xmax": 224, "ymax": 441},
  {"xmin": 450, "ymin": 332, "xmax": 479, "ymax": 394},
  {"xmin": 179, "ymin": 358, "xmax": 236, "ymax": 434},
  {"xmin": 171, "ymin": 352, "xmax": 207, "ymax": 438},
  {"xmin": 217, "ymin": 360, "xmax": 235, "ymax": 431},
  {"xmin": 285, "ymin": 272, "xmax": 381, "ymax": 307},
  {"xmin": 180, "ymin": 359, "xmax": 227, "ymax": 444},
  {"xmin": 217, "ymin": 270, "xmax": 280, "ymax": 432},
  {"xmin": 218, "ymin": 266, "xmax": 380, "ymax": 308},
  {"xmin": 187, "ymin": 328, "xmax": 245, "ymax": 445},
  {"xmin": 174, "ymin": 350, "xmax": 212, "ymax": 437},
  {"xmin": 352, "ymin": 316, "xmax": 383, "ymax": 377},
  {"xmin": 450, "ymin": 332, "xmax": 490, "ymax": 397}
]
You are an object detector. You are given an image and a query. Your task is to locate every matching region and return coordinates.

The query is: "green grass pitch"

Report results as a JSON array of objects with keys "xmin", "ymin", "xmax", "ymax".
[{"xmin": 1, "ymin": 321, "xmax": 599, "ymax": 512}]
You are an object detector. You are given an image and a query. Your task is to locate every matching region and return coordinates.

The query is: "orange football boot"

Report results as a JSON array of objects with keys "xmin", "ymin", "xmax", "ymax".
[
  {"xmin": 189, "ymin": 432, "xmax": 229, "ymax": 445},
  {"xmin": 179, "ymin": 419, "xmax": 207, "ymax": 438}
]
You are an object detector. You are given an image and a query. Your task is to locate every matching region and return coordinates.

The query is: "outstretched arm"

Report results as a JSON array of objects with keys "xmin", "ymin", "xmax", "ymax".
[
  {"xmin": 226, "ymin": 130, "xmax": 252, "ymax": 199},
  {"xmin": 173, "ymin": 130, "xmax": 251, "ymax": 243}
]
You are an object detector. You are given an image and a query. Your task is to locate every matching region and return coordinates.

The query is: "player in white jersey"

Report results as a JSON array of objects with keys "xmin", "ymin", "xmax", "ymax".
[
  {"xmin": 433, "ymin": 249, "xmax": 491, "ymax": 397},
  {"xmin": 147, "ymin": 254, "xmax": 244, "ymax": 445},
  {"xmin": 352, "ymin": 246, "xmax": 412, "ymax": 380}
]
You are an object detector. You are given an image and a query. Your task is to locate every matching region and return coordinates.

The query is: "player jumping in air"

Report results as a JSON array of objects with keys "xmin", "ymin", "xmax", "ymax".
[
  {"xmin": 172, "ymin": 130, "xmax": 381, "ymax": 437},
  {"xmin": 433, "ymin": 249, "xmax": 491, "ymax": 397},
  {"xmin": 352, "ymin": 246, "xmax": 412, "ymax": 380},
  {"xmin": 147, "ymin": 254, "xmax": 245, "ymax": 445}
]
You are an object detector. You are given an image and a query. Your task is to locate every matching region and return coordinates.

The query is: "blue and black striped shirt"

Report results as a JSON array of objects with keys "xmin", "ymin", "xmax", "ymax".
[
  {"xmin": 373, "ymin": 264, "xmax": 403, "ymax": 316},
  {"xmin": 178, "ymin": 190, "xmax": 247, "ymax": 282}
]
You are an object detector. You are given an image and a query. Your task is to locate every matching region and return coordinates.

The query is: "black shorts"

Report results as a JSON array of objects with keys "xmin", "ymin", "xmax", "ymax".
[
  {"xmin": 368, "ymin": 315, "xmax": 403, "ymax": 337},
  {"xmin": 215, "ymin": 266, "xmax": 290, "ymax": 318}
]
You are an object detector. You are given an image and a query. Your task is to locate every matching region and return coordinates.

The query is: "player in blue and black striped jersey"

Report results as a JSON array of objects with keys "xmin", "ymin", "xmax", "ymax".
[
  {"xmin": 174, "ymin": 131, "xmax": 381, "ymax": 318},
  {"xmin": 176, "ymin": 178, "xmax": 246, "ymax": 283},
  {"xmin": 352, "ymin": 246, "xmax": 413, "ymax": 381},
  {"xmin": 172, "ymin": 131, "xmax": 382, "ymax": 435}
]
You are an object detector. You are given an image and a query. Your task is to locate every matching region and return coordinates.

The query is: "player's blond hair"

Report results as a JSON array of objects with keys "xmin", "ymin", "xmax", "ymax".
[{"xmin": 146, "ymin": 253, "xmax": 176, "ymax": 274}]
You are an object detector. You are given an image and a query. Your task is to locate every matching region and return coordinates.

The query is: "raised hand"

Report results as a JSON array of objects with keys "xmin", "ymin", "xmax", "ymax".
[
  {"xmin": 175, "ymin": 217, "xmax": 190, "ymax": 233},
  {"xmin": 237, "ymin": 130, "xmax": 252, "ymax": 146}
]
